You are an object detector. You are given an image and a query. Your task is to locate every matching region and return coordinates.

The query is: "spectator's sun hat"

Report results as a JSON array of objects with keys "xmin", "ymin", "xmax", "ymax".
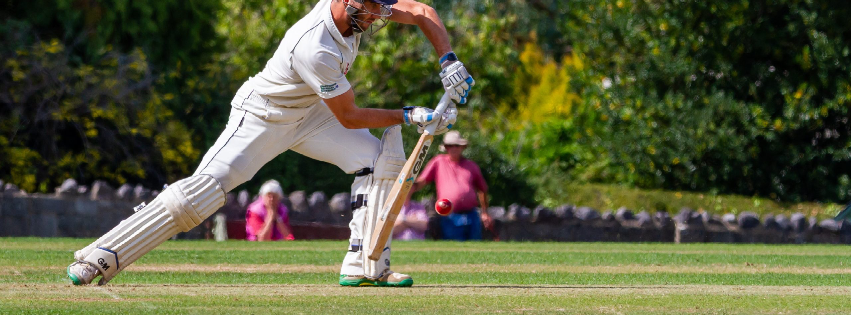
[
  {"xmin": 440, "ymin": 131, "xmax": 468, "ymax": 152},
  {"xmin": 259, "ymin": 180, "xmax": 284, "ymax": 199}
]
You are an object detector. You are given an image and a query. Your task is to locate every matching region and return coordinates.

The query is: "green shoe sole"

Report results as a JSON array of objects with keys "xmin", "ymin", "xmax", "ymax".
[
  {"xmin": 67, "ymin": 265, "xmax": 84, "ymax": 286},
  {"xmin": 378, "ymin": 278, "xmax": 414, "ymax": 287},
  {"xmin": 339, "ymin": 275, "xmax": 376, "ymax": 286}
]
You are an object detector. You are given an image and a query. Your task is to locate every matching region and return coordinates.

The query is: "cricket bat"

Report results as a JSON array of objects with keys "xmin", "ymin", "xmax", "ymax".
[{"xmin": 367, "ymin": 93, "xmax": 452, "ymax": 260}]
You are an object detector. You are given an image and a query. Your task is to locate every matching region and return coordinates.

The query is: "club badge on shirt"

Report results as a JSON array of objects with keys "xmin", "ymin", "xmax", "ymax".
[{"xmin": 320, "ymin": 83, "xmax": 339, "ymax": 92}]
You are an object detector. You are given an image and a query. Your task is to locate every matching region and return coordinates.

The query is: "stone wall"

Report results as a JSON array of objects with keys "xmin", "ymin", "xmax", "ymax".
[
  {"xmin": 483, "ymin": 205, "xmax": 851, "ymax": 244},
  {"xmin": 1, "ymin": 179, "xmax": 849, "ymax": 244}
]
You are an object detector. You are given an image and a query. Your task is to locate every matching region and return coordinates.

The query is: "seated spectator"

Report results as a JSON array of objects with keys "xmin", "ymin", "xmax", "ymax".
[
  {"xmin": 393, "ymin": 190, "xmax": 428, "ymax": 240},
  {"xmin": 246, "ymin": 180, "xmax": 294, "ymax": 241}
]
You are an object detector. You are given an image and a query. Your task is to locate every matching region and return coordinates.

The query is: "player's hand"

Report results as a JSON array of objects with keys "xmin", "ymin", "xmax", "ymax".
[
  {"xmin": 481, "ymin": 212, "xmax": 494, "ymax": 231},
  {"xmin": 403, "ymin": 105, "xmax": 456, "ymax": 135},
  {"xmin": 439, "ymin": 60, "xmax": 475, "ymax": 104},
  {"xmin": 264, "ymin": 209, "xmax": 277, "ymax": 223}
]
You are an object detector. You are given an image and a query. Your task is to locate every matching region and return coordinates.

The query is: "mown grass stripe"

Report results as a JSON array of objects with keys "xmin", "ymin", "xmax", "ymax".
[
  {"xmin": 2, "ymin": 284, "xmax": 848, "ymax": 315},
  {"xmin": 6, "ymin": 249, "xmax": 851, "ymax": 268},
  {"xmin": 7, "ymin": 263, "xmax": 851, "ymax": 275},
  {"xmin": 4, "ymin": 270, "xmax": 849, "ymax": 286},
  {"xmin": 4, "ymin": 238, "xmax": 851, "ymax": 256},
  {"xmin": 2, "ymin": 238, "xmax": 851, "ymax": 314},
  {"xmin": 3, "ymin": 283, "xmax": 850, "ymax": 297}
]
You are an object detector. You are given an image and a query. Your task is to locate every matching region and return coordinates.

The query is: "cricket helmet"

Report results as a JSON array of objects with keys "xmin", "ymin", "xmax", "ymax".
[{"xmin": 344, "ymin": 0, "xmax": 395, "ymax": 35}]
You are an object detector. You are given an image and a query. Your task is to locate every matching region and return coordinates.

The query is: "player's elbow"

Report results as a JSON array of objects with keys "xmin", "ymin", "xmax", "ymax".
[
  {"xmin": 412, "ymin": 3, "xmax": 438, "ymax": 23},
  {"xmin": 337, "ymin": 114, "xmax": 362, "ymax": 129}
]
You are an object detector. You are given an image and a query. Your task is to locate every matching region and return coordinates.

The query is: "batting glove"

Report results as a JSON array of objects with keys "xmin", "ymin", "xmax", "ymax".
[
  {"xmin": 403, "ymin": 105, "xmax": 457, "ymax": 135},
  {"xmin": 439, "ymin": 52, "xmax": 475, "ymax": 104}
]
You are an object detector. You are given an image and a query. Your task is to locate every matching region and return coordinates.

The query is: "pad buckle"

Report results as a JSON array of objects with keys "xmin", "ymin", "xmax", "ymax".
[
  {"xmin": 133, "ymin": 202, "xmax": 147, "ymax": 213},
  {"xmin": 351, "ymin": 194, "xmax": 368, "ymax": 211}
]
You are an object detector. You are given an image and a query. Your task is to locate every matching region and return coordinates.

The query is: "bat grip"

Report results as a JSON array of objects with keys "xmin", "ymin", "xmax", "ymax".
[{"xmin": 423, "ymin": 93, "xmax": 452, "ymax": 135}]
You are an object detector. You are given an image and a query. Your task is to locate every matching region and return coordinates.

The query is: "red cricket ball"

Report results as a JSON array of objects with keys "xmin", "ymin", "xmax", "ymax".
[{"xmin": 435, "ymin": 198, "xmax": 453, "ymax": 216}]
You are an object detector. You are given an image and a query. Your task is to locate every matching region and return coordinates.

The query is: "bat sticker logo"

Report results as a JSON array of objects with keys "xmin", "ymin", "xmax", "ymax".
[{"xmin": 412, "ymin": 140, "xmax": 433, "ymax": 174}]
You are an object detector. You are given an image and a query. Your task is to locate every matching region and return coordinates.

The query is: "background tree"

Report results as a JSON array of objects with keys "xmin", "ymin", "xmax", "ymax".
[
  {"xmin": 4, "ymin": 0, "xmax": 849, "ymax": 209},
  {"xmin": 0, "ymin": 0, "xmax": 224, "ymax": 191},
  {"xmin": 551, "ymin": 0, "xmax": 851, "ymax": 202}
]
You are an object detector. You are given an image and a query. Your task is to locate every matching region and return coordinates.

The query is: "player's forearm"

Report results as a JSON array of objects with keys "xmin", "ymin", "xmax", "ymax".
[
  {"xmin": 411, "ymin": 181, "xmax": 425, "ymax": 192},
  {"xmin": 258, "ymin": 222, "xmax": 274, "ymax": 241},
  {"xmin": 337, "ymin": 108, "xmax": 405, "ymax": 129},
  {"xmin": 407, "ymin": 218, "xmax": 428, "ymax": 232},
  {"xmin": 277, "ymin": 221, "xmax": 292, "ymax": 239},
  {"xmin": 325, "ymin": 89, "xmax": 405, "ymax": 129},
  {"xmin": 477, "ymin": 191, "xmax": 488, "ymax": 210}
]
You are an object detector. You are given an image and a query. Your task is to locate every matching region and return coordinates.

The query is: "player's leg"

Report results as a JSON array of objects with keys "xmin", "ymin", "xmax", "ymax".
[
  {"xmin": 68, "ymin": 90, "xmax": 305, "ymax": 285},
  {"xmin": 288, "ymin": 103, "xmax": 411, "ymax": 287},
  {"xmin": 440, "ymin": 213, "xmax": 467, "ymax": 241},
  {"xmin": 467, "ymin": 209, "xmax": 484, "ymax": 241},
  {"xmin": 67, "ymin": 174, "xmax": 226, "ymax": 285}
]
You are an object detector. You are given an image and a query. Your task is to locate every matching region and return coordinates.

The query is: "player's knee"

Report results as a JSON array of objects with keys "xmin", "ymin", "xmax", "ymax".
[
  {"xmin": 373, "ymin": 126, "xmax": 405, "ymax": 180},
  {"xmin": 160, "ymin": 175, "xmax": 227, "ymax": 232},
  {"xmin": 343, "ymin": 131, "xmax": 381, "ymax": 174}
]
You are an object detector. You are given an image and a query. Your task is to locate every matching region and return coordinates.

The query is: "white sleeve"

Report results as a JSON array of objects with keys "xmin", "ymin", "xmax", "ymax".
[{"xmin": 292, "ymin": 49, "xmax": 352, "ymax": 99}]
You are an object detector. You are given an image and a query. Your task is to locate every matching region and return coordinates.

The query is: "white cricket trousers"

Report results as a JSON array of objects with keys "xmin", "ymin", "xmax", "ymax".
[
  {"xmin": 198, "ymin": 84, "xmax": 381, "ymax": 276},
  {"xmin": 197, "ymin": 85, "xmax": 379, "ymax": 192}
]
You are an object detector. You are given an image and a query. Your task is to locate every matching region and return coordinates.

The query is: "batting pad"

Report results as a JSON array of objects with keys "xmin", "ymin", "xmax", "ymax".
[
  {"xmin": 340, "ymin": 126, "xmax": 405, "ymax": 278},
  {"xmin": 74, "ymin": 175, "xmax": 226, "ymax": 285},
  {"xmin": 362, "ymin": 126, "xmax": 405, "ymax": 279},
  {"xmin": 362, "ymin": 177, "xmax": 395, "ymax": 279}
]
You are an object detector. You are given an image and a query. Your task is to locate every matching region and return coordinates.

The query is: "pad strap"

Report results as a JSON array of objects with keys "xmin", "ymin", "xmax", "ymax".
[
  {"xmin": 354, "ymin": 167, "xmax": 373, "ymax": 177},
  {"xmin": 351, "ymin": 194, "xmax": 368, "ymax": 211},
  {"xmin": 349, "ymin": 239, "xmax": 363, "ymax": 252}
]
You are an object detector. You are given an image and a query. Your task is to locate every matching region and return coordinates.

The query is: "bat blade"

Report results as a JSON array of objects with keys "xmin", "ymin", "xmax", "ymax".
[
  {"xmin": 367, "ymin": 93, "xmax": 451, "ymax": 261},
  {"xmin": 367, "ymin": 134, "xmax": 434, "ymax": 260}
]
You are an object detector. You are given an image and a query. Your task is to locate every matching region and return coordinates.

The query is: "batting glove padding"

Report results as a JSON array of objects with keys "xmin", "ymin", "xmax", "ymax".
[
  {"xmin": 403, "ymin": 105, "xmax": 456, "ymax": 136},
  {"xmin": 439, "ymin": 61, "xmax": 475, "ymax": 104}
]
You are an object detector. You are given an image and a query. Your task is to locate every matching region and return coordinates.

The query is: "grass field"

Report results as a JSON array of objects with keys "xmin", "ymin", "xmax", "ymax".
[{"xmin": 1, "ymin": 238, "xmax": 850, "ymax": 314}]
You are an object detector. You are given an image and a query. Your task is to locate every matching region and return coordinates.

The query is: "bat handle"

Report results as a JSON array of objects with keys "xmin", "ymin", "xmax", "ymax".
[{"xmin": 423, "ymin": 93, "xmax": 452, "ymax": 135}]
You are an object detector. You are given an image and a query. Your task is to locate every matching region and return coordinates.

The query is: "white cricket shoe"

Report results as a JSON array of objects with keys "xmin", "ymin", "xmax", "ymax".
[
  {"xmin": 377, "ymin": 271, "xmax": 413, "ymax": 287},
  {"xmin": 67, "ymin": 261, "xmax": 100, "ymax": 285}
]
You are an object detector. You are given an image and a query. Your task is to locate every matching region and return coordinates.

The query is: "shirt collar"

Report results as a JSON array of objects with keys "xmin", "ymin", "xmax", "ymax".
[{"xmin": 323, "ymin": 1, "xmax": 356, "ymax": 53}]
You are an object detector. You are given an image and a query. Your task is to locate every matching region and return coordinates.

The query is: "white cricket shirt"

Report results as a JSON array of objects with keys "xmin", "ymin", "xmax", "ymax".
[{"xmin": 248, "ymin": 0, "xmax": 360, "ymax": 108}]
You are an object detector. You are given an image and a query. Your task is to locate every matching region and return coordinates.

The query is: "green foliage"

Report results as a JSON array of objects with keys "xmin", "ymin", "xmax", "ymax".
[
  {"xmin": 4, "ymin": 0, "xmax": 851, "ymax": 209},
  {"xmin": 535, "ymin": 0, "xmax": 851, "ymax": 203},
  {"xmin": 0, "ymin": 0, "xmax": 223, "ymax": 68},
  {"xmin": 215, "ymin": 0, "xmax": 312, "ymax": 82},
  {"xmin": 0, "ymin": 28, "xmax": 197, "ymax": 191},
  {"xmin": 457, "ymin": 131, "xmax": 536, "ymax": 208}
]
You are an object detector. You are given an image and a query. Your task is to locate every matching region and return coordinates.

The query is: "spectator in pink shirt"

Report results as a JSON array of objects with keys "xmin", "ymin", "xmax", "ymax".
[
  {"xmin": 413, "ymin": 131, "xmax": 492, "ymax": 241},
  {"xmin": 246, "ymin": 180, "xmax": 294, "ymax": 241}
]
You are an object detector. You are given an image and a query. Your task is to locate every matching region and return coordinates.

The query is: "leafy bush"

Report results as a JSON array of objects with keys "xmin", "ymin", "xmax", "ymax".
[{"xmin": 548, "ymin": 0, "xmax": 851, "ymax": 203}]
